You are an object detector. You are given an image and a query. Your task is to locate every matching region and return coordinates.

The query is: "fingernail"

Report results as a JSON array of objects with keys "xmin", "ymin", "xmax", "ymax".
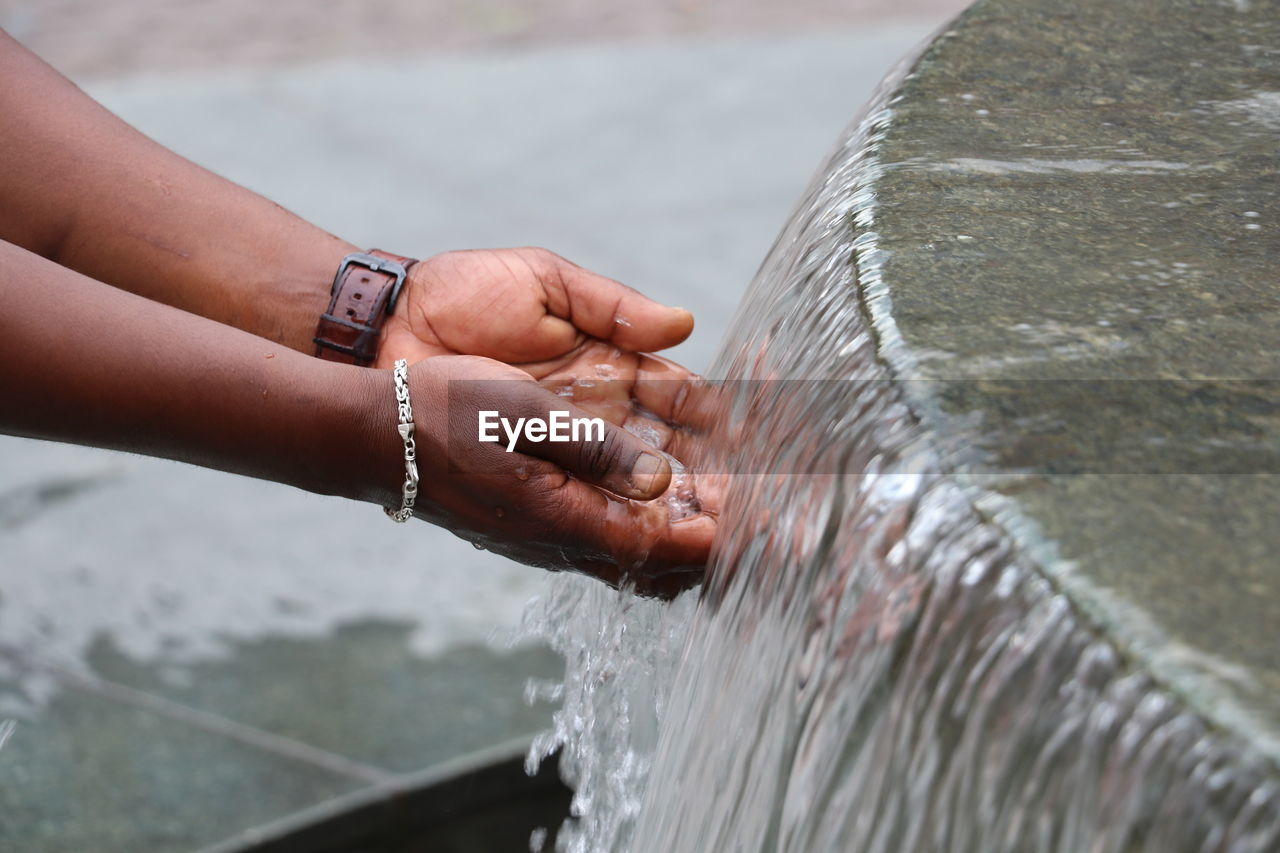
[{"xmin": 630, "ymin": 452, "xmax": 669, "ymax": 498}]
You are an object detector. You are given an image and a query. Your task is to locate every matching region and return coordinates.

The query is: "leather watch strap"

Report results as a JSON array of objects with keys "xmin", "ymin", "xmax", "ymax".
[{"xmin": 314, "ymin": 249, "xmax": 417, "ymax": 366}]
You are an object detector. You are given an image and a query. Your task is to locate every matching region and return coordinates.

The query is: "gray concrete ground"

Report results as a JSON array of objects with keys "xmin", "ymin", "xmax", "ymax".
[{"xmin": 0, "ymin": 15, "xmax": 956, "ymax": 852}]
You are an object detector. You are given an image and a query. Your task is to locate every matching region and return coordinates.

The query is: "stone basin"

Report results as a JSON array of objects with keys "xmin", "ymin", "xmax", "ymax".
[
  {"xmin": 483, "ymin": 2, "xmax": 1280, "ymax": 849},
  {"xmin": 868, "ymin": 0, "xmax": 1280, "ymax": 760}
]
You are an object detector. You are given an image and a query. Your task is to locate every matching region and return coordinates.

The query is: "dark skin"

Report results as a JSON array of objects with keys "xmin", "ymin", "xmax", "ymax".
[{"xmin": 0, "ymin": 32, "xmax": 717, "ymax": 594}]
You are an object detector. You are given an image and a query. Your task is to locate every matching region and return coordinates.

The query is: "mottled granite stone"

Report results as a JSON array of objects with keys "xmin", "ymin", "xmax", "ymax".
[{"xmin": 868, "ymin": 0, "xmax": 1280, "ymax": 752}]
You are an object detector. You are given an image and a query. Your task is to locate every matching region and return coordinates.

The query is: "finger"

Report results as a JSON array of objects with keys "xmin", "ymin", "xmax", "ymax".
[
  {"xmin": 633, "ymin": 354, "xmax": 721, "ymax": 433},
  {"xmin": 506, "ymin": 467, "xmax": 715, "ymax": 576},
  {"xmin": 531, "ymin": 249, "xmax": 694, "ymax": 352},
  {"xmin": 623, "ymin": 410, "xmax": 674, "ymax": 451},
  {"xmin": 642, "ymin": 512, "xmax": 717, "ymax": 569},
  {"xmin": 493, "ymin": 379, "xmax": 675, "ymax": 500},
  {"xmin": 535, "ymin": 346, "xmax": 639, "ymax": 426},
  {"xmin": 533, "ymin": 478, "xmax": 716, "ymax": 584}
]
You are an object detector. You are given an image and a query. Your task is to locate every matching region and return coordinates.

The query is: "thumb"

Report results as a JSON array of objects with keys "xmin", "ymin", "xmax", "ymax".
[
  {"xmin": 534, "ymin": 249, "xmax": 694, "ymax": 352},
  {"xmin": 493, "ymin": 380, "xmax": 674, "ymax": 500}
]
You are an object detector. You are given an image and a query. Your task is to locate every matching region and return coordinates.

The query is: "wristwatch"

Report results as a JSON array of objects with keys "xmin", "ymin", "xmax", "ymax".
[{"xmin": 313, "ymin": 249, "xmax": 417, "ymax": 365}]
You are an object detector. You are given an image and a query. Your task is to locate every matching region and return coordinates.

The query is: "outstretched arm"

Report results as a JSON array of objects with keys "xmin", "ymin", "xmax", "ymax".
[
  {"xmin": 0, "ymin": 239, "xmax": 375, "ymax": 498},
  {"xmin": 0, "ymin": 31, "xmax": 697, "ymax": 373},
  {"xmin": 0, "ymin": 29, "xmax": 350, "ymax": 352},
  {"xmin": 0, "ymin": 32, "xmax": 716, "ymax": 588},
  {"xmin": 0, "ymin": 239, "xmax": 712, "ymax": 593}
]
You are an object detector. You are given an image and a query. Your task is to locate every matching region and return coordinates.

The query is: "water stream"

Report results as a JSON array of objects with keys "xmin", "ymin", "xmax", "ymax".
[{"xmin": 521, "ymin": 45, "xmax": 1280, "ymax": 853}]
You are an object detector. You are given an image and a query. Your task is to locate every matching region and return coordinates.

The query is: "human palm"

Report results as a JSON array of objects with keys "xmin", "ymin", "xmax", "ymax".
[
  {"xmin": 373, "ymin": 247, "xmax": 719, "ymax": 592},
  {"xmin": 378, "ymin": 247, "xmax": 708, "ymax": 462},
  {"xmin": 375, "ymin": 247, "xmax": 694, "ymax": 367}
]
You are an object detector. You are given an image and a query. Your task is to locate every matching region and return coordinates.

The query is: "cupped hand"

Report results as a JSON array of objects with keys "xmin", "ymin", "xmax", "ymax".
[
  {"xmin": 399, "ymin": 354, "xmax": 715, "ymax": 597},
  {"xmin": 372, "ymin": 248, "xmax": 717, "ymax": 594},
  {"xmin": 374, "ymin": 247, "xmax": 694, "ymax": 369},
  {"xmin": 520, "ymin": 339, "xmax": 725, "ymax": 519}
]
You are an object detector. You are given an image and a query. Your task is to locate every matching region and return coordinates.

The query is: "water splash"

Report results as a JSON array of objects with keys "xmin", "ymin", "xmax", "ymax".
[
  {"xmin": 521, "ymin": 36, "xmax": 1280, "ymax": 853},
  {"xmin": 523, "ymin": 577, "xmax": 696, "ymax": 852}
]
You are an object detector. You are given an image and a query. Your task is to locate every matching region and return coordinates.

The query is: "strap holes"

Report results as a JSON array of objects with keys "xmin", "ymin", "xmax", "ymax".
[
  {"xmin": 361, "ymin": 276, "xmax": 371, "ymax": 283},
  {"xmin": 354, "ymin": 292, "xmax": 362, "ymax": 299},
  {"xmin": 347, "ymin": 308, "xmax": 356, "ymax": 317}
]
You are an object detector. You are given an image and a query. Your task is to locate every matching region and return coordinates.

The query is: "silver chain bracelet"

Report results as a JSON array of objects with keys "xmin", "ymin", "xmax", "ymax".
[{"xmin": 384, "ymin": 359, "xmax": 419, "ymax": 522}]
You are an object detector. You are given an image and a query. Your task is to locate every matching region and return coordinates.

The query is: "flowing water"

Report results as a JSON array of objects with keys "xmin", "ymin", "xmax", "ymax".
[{"xmin": 521, "ymin": 48, "xmax": 1280, "ymax": 853}]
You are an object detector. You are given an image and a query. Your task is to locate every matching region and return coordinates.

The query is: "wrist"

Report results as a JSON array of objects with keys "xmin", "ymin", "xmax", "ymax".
[
  {"xmin": 258, "ymin": 238, "xmax": 359, "ymax": 355},
  {"xmin": 332, "ymin": 360, "xmax": 417, "ymax": 511},
  {"xmin": 281, "ymin": 356, "xmax": 391, "ymax": 505},
  {"xmin": 312, "ymin": 249, "xmax": 419, "ymax": 367}
]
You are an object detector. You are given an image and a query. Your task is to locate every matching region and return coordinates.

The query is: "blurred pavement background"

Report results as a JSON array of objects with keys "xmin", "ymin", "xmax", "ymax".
[
  {"xmin": 3, "ymin": 0, "xmax": 965, "ymax": 77},
  {"xmin": 0, "ymin": 1, "xmax": 966, "ymax": 849}
]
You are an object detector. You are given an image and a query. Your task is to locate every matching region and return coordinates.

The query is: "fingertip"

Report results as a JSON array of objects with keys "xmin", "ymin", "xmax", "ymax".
[
  {"xmin": 665, "ymin": 306, "xmax": 696, "ymax": 343},
  {"xmin": 661, "ymin": 306, "xmax": 695, "ymax": 346},
  {"xmin": 625, "ymin": 451, "xmax": 672, "ymax": 500},
  {"xmin": 616, "ymin": 305, "xmax": 694, "ymax": 352}
]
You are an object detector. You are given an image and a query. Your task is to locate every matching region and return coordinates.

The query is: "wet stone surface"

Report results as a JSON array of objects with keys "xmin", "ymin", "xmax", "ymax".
[{"xmin": 869, "ymin": 0, "xmax": 1280, "ymax": 749}]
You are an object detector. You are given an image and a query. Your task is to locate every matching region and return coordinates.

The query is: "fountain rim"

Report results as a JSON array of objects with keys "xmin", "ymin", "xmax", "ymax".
[{"xmin": 847, "ymin": 0, "xmax": 1280, "ymax": 769}]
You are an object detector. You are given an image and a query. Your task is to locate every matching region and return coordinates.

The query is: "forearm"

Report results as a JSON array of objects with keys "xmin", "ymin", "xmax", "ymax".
[
  {"xmin": 0, "ymin": 31, "xmax": 354, "ymax": 353},
  {"xmin": 0, "ymin": 239, "xmax": 391, "ymax": 503}
]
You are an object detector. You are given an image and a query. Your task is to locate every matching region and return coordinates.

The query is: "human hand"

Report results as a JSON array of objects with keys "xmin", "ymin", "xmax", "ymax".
[
  {"xmin": 519, "ymin": 338, "xmax": 725, "ymax": 521},
  {"xmin": 368, "ymin": 248, "xmax": 718, "ymax": 592},
  {"xmin": 391, "ymin": 354, "xmax": 715, "ymax": 596},
  {"xmin": 373, "ymin": 247, "xmax": 694, "ymax": 369}
]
